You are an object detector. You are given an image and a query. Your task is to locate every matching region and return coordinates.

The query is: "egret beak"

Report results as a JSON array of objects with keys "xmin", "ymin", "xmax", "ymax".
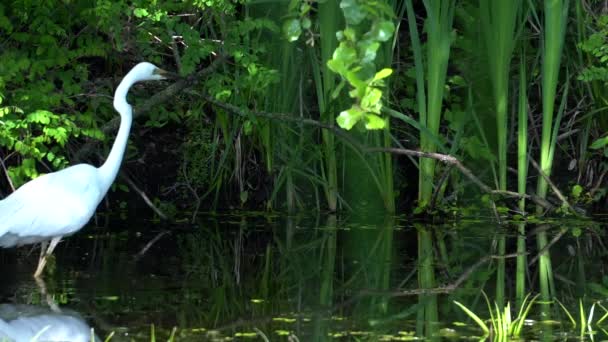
[{"xmin": 153, "ymin": 68, "xmax": 178, "ymax": 79}]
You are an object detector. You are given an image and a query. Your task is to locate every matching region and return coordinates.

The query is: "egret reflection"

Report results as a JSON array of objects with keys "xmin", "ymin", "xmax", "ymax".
[{"xmin": 0, "ymin": 304, "xmax": 98, "ymax": 342}]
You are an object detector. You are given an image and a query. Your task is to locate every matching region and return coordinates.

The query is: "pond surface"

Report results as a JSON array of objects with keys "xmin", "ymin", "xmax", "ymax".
[{"xmin": 0, "ymin": 213, "xmax": 607, "ymax": 341}]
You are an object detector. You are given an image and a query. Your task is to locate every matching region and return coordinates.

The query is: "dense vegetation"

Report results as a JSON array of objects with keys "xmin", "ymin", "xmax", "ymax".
[{"xmin": 0, "ymin": 0, "xmax": 606, "ymax": 217}]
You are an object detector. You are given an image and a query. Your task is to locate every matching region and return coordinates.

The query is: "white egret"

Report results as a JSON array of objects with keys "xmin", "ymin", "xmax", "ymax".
[{"xmin": 0, "ymin": 62, "xmax": 168, "ymax": 277}]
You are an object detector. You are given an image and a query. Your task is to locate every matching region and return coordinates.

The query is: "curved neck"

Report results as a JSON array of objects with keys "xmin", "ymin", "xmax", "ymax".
[{"xmin": 98, "ymin": 76, "xmax": 136, "ymax": 193}]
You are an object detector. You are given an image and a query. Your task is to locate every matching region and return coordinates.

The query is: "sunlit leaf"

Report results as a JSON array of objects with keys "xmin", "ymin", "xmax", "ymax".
[
  {"xmin": 590, "ymin": 135, "xmax": 608, "ymax": 149},
  {"xmin": 133, "ymin": 8, "xmax": 149, "ymax": 18},
  {"xmin": 371, "ymin": 20, "xmax": 395, "ymax": 42},
  {"xmin": 283, "ymin": 18, "xmax": 301, "ymax": 42},
  {"xmin": 27, "ymin": 110, "xmax": 53, "ymax": 124},
  {"xmin": 364, "ymin": 113, "xmax": 385, "ymax": 130},
  {"xmin": 372, "ymin": 68, "xmax": 393, "ymax": 82},
  {"xmin": 336, "ymin": 107, "xmax": 364, "ymax": 130},
  {"xmin": 361, "ymin": 87, "xmax": 382, "ymax": 112},
  {"xmin": 571, "ymin": 184, "xmax": 583, "ymax": 198}
]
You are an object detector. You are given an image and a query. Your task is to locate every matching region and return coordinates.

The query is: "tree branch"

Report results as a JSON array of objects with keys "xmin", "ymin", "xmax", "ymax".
[
  {"xmin": 74, "ymin": 57, "xmax": 225, "ymax": 161},
  {"xmin": 201, "ymin": 93, "xmax": 554, "ymax": 210}
]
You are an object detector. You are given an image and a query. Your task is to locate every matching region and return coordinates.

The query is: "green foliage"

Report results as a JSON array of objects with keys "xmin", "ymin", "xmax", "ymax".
[
  {"xmin": 0, "ymin": 1, "xmax": 116, "ymax": 185},
  {"xmin": 326, "ymin": 0, "xmax": 396, "ymax": 130},
  {"xmin": 0, "ymin": 106, "xmax": 97, "ymax": 185},
  {"xmin": 282, "ymin": 0, "xmax": 313, "ymax": 43},
  {"xmin": 181, "ymin": 116, "xmax": 214, "ymax": 190},
  {"xmin": 578, "ymin": 15, "xmax": 608, "ymax": 83},
  {"xmin": 0, "ymin": 0, "xmax": 258, "ymax": 193}
]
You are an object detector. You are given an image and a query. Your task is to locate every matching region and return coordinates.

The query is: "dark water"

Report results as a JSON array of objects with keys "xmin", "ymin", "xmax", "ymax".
[{"xmin": 0, "ymin": 213, "xmax": 606, "ymax": 341}]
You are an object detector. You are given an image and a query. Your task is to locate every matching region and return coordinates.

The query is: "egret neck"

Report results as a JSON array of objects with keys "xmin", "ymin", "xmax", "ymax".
[{"xmin": 98, "ymin": 72, "xmax": 136, "ymax": 195}]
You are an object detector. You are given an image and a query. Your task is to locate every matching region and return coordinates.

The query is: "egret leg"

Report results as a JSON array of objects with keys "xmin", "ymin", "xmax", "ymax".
[
  {"xmin": 37, "ymin": 240, "xmax": 48, "ymax": 269},
  {"xmin": 34, "ymin": 237, "xmax": 61, "ymax": 278}
]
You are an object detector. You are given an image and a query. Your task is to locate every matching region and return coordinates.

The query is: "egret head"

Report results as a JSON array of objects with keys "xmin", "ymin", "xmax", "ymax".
[{"xmin": 129, "ymin": 62, "xmax": 171, "ymax": 82}]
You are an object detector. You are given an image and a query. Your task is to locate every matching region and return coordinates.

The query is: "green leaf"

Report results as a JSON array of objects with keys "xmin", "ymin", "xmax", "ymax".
[
  {"xmin": 371, "ymin": 20, "xmax": 395, "ymax": 42},
  {"xmin": 590, "ymin": 135, "xmax": 608, "ymax": 149},
  {"xmin": 27, "ymin": 110, "xmax": 52, "ymax": 124},
  {"xmin": 343, "ymin": 27, "xmax": 357, "ymax": 41},
  {"xmin": 361, "ymin": 87, "xmax": 383, "ymax": 112},
  {"xmin": 336, "ymin": 106, "xmax": 364, "ymax": 130},
  {"xmin": 243, "ymin": 120, "xmax": 253, "ymax": 135},
  {"xmin": 340, "ymin": 0, "xmax": 365, "ymax": 25},
  {"xmin": 133, "ymin": 8, "xmax": 149, "ymax": 18},
  {"xmin": 46, "ymin": 151, "xmax": 56, "ymax": 162},
  {"xmin": 373, "ymin": 68, "xmax": 393, "ymax": 82},
  {"xmin": 301, "ymin": 17, "xmax": 311, "ymax": 30},
  {"xmin": 358, "ymin": 40, "xmax": 380, "ymax": 63},
  {"xmin": 328, "ymin": 43, "xmax": 357, "ymax": 74},
  {"xmin": 572, "ymin": 184, "xmax": 583, "ymax": 198},
  {"xmin": 283, "ymin": 18, "xmax": 302, "ymax": 42},
  {"xmin": 463, "ymin": 136, "xmax": 496, "ymax": 162},
  {"xmin": 331, "ymin": 80, "xmax": 346, "ymax": 99},
  {"xmin": 364, "ymin": 113, "xmax": 385, "ymax": 130}
]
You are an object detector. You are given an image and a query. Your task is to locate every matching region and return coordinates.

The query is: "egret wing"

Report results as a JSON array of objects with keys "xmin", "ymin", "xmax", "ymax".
[{"xmin": 0, "ymin": 164, "xmax": 103, "ymax": 246}]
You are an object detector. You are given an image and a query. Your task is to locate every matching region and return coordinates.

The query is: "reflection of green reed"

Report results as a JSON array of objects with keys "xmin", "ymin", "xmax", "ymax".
[
  {"xmin": 532, "ymin": 0, "xmax": 569, "ymax": 302},
  {"xmin": 416, "ymin": 226, "xmax": 438, "ymax": 337},
  {"xmin": 478, "ymin": 1, "xmax": 520, "ymax": 309},
  {"xmin": 312, "ymin": 216, "xmax": 337, "ymax": 341},
  {"xmin": 177, "ymin": 222, "xmax": 246, "ymax": 324},
  {"xmin": 516, "ymin": 49, "xmax": 529, "ymax": 304},
  {"xmin": 343, "ymin": 216, "xmax": 395, "ymax": 316}
]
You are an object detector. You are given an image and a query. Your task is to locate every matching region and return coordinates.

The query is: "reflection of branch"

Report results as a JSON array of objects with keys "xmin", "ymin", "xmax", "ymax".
[
  {"xmin": 201, "ymin": 95, "xmax": 554, "ymax": 210},
  {"xmin": 361, "ymin": 252, "xmax": 524, "ymax": 296},
  {"xmin": 527, "ymin": 227, "xmax": 567, "ymax": 267},
  {"xmin": 133, "ymin": 230, "xmax": 171, "ymax": 262}
]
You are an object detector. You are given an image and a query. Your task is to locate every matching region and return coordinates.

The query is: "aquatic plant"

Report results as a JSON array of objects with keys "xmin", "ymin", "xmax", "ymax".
[{"xmin": 453, "ymin": 292, "xmax": 538, "ymax": 339}]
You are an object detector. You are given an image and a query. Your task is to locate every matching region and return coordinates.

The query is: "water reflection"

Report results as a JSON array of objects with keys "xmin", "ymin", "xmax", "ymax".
[
  {"xmin": 0, "ymin": 214, "xmax": 604, "ymax": 340},
  {"xmin": 0, "ymin": 304, "xmax": 98, "ymax": 342}
]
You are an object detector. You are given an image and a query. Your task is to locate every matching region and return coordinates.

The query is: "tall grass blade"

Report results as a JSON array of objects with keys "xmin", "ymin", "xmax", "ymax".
[
  {"xmin": 406, "ymin": 0, "xmax": 455, "ymax": 208},
  {"xmin": 513, "ymin": 293, "xmax": 539, "ymax": 336},
  {"xmin": 479, "ymin": 0, "xmax": 521, "ymax": 191},
  {"xmin": 536, "ymin": 0, "xmax": 569, "ymax": 201}
]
